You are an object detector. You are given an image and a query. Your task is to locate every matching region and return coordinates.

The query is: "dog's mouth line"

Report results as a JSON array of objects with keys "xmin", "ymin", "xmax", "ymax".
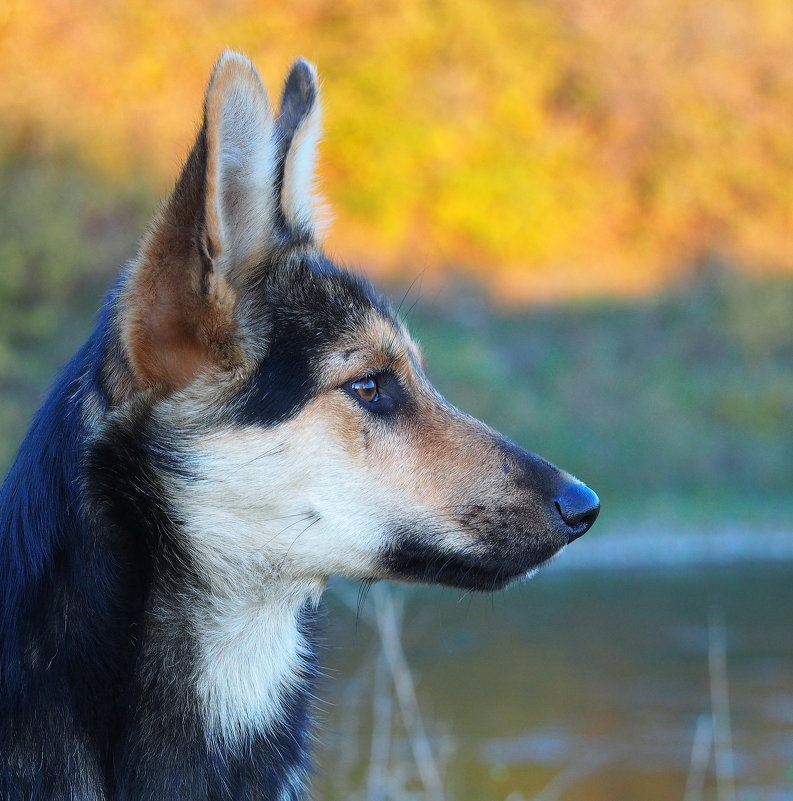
[{"xmin": 382, "ymin": 540, "xmax": 567, "ymax": 590}]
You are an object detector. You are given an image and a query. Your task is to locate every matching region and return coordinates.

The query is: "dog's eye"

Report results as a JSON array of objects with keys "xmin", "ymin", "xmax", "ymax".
[
  {"xmin": 344, "ymin": 372, "xmax": 401, "ymax": 414},
  {"xmin": 351, "ymin": 377, "xmax": 379, "ymax": 404}
]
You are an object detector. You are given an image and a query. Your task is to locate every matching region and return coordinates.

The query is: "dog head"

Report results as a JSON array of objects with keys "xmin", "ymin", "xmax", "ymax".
[{"xmin": 110, "ymin": 52, "xmax": 598, "ymax": 593}]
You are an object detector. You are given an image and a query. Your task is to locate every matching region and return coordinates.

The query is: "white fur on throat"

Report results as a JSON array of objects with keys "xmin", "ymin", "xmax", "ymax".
[
  {"xmin": 191, "ymin": 578, "xmax": 322, "ymax": 743},
  {"xmin": 168, "ymin": 412, "xmax": 394, "ymax": 740}
]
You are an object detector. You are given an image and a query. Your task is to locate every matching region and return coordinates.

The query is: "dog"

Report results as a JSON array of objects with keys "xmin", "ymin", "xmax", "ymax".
[{"xmin": 0, "ymin": 51, "xmax": 599, "ymax": 800}]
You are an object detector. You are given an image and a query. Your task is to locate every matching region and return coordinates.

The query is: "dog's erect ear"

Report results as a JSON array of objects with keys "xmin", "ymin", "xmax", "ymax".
[
  {"xmin": 121, "ymin": 51, "xmax": 276, "ymax": 394},
  {"xmin": 275, "ymin": 58, "xmax": 322, "ymax": 240},
  {"xmin": 203, "ymin": 51, "xmax": 277, "ymax": 275}
]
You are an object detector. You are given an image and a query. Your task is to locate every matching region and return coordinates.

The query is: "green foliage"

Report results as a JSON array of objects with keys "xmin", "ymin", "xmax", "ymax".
[{"xmin": 0, "ymin": 159, "xmax": 150, "ymax": 465}]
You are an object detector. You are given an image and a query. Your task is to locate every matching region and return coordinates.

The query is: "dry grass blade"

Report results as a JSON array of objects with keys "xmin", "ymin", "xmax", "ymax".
[
  {"xmin": 373, "ymin": 585, "xmax": 447, "ymax": 801},
  {"xmin": 683, "ymin": 713, "xmax": 712, "ymax": 801},
  {"xmin": 709, "ymin": 608, "xmax": 736, "ymax": 801}
]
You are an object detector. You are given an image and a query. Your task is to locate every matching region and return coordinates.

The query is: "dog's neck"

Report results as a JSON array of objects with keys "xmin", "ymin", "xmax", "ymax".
[
  {"xmin": 187, "ymin": 575, "xmax": 324, "ymax": 741},
  {"xmin": 96, "ymin": 419, "xmax": 327, "ymax": 798},
  {"xmin": 157, "ymin": 453, "xmax": 328, "ymax": 744},
  {"xmin": 123, "ymin": 571, "xmax": 323, "ymax": 799}
]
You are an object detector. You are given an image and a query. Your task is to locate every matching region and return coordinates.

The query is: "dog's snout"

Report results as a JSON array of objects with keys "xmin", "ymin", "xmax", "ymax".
[
  {"xmin": 553, "ymin": 482, "xmax": 600, "ymax": 542},
  {"xmin": 493, "ymin": 437, "xmax": 599, "ymax": 545}
]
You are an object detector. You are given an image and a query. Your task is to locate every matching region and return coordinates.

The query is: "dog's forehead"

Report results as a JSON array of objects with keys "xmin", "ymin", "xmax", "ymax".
[
  {"xmin": 319, "ymin": 307, "xmax": 423, "ymax": 384},
  {"xmin": 226, "ymin": 253, "xmax": 425, "ymax": 428},
  {"xmin": 267, "ymin": 249, "xmax": 423, "ymax": 377}
]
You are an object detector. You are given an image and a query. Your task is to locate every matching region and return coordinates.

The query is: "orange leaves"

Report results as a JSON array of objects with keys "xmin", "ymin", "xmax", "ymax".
[{"xmin": 0, "ymin": 0, "xmax": 791, "ymax": 299}]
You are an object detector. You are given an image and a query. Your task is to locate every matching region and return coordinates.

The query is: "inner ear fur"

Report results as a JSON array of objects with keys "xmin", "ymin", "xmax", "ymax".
[
  {"xmin": 275, "ymin": 58, "xmax": 323, "ymax": 240},
  {"xmin": 121, "ymin": 51, "xmax": 276, "ymax": 394}
]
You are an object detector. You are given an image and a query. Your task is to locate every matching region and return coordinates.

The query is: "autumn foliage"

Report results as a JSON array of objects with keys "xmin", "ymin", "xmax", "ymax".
[{"xmin": 0, "ymin": 0, "xmax": 791, "ymax": 299}]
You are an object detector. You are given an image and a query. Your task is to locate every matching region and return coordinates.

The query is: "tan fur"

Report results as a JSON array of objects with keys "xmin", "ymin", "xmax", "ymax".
[
  {"xmin": 318, "ymin": 310, "xmax": 423, "ymax": 387},
  {"xmin": 314, "ymin": 310, "xmax": 503, "ymax": 522},
  {"xmin": 121, "ymin": 242, "xmax": 243, "ymax": 393},
  {"xmin": 317, "ymin": 313, "xmax": 546, "ymax": 542}
]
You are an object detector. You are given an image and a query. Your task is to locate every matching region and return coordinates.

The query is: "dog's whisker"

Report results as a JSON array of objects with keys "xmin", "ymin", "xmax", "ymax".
[{"xmin": 224, "ymin": 445, "xmax": 285, "ymax": 475}]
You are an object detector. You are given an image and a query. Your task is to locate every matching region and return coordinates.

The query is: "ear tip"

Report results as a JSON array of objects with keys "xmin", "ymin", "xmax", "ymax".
[
  {"xmin": 214, "ymin": 49, "xmax": 255, "ymax": 73},
  {"xmin": 210, "ymin": 49, "xmax": 266, "ymax": 95},
  {"xmin": 291, "ymin": 57, "xmax": 318, "ymax": 80},
  {"xmin": 281, "ymin": 57, "xmax": 320, "ymax": 107}
]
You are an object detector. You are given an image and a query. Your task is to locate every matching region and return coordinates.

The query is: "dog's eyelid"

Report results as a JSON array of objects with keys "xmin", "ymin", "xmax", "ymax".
[{"xmin": 337, "ymin": 366, "xmax": 387, "ymax": 389}]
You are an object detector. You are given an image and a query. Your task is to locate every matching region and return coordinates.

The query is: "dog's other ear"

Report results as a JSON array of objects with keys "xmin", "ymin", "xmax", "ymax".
[
  {"xmin": 121, "ymin": 51, "xmax": 276, "ymax": 394},
  {"xmin": 275, "ymin": 58, "xmax": 322, "ymax": 240}
]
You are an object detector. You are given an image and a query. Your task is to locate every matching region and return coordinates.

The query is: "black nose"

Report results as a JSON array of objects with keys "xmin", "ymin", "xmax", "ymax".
[{"xmin": 553, "ymin": 482, "xmax": 600, "ymax": 541}]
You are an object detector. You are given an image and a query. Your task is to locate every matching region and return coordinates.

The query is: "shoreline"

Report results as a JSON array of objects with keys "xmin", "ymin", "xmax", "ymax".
[{"xmin": 548, "ymin": 526, "xmax": 793, "ymax": 571}]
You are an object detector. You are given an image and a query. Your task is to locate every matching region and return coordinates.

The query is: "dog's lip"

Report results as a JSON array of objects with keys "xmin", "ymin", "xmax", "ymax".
[
  {"xmin": 458, "ymin": 555, "xmax": 558, "ymax": 590},
  {"xmin": 428, "ymin": 547, "xmax": 566, "ymax": 591},
  {"xmin": 380, "ymin": 523, "xmax": 570, "ymax": 591}
]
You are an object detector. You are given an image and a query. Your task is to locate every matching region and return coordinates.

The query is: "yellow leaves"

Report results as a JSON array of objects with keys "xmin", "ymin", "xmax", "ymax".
[{"xmin": 0, "ymin": 0, "xmax": 791, "ymax": 298}]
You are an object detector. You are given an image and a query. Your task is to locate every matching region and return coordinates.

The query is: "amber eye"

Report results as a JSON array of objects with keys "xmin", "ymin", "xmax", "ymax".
[{"xmin": 351, "ymin": 377, "xmax": 379, "ymax": 403}]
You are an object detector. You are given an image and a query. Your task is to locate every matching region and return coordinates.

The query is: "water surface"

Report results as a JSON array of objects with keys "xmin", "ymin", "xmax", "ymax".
[{"xmin": 317, "ymin": 563, "xmax": 793, "ymax": 800}]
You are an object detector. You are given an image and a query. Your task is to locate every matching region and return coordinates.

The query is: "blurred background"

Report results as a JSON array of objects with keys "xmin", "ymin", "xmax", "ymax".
[{"xmin": 1, "ymin": 1, "xmax": 791, "ymax": 799}]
